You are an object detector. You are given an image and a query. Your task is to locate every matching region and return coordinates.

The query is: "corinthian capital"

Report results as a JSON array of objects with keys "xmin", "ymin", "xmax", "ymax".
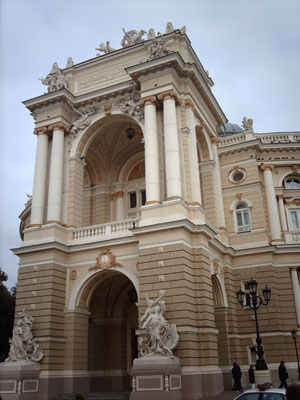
[
  {"xmin": 34, "ymin": 126, "xmax": 48, "ymax": 135},
  {"xmin": 48, "ymin": 122, "xmax": 69, "ymax": 133},
  {"xmin": 157, "ymin": 90, "xmax": 181, "ymax": 104},
  {"xmin": 139, "ymin": 95, "xmax": 158, "ymax": 106}
]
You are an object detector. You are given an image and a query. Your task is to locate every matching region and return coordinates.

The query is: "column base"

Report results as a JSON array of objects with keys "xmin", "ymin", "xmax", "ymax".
[{"xmin": 45, "ymin": 220, "xmax": 62, "ymax": 225}]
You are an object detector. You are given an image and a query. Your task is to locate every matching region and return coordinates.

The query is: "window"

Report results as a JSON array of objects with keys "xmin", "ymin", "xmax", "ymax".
[
  {"xmin": 129, "ymin": 192, "xmax": 137, "ymax": 209},
  {"xmin": 249, "ymin": 346, "xmax": 257, "ymax": 364},
  {"xmin": 285, "ymin": 176, "xmax": 300, "ymax": 189},
  {"xmin": 229, "ymin": 168, "xmax": 246, "ymax": 183},
  {"xmin": 289, "ymin": 209, "xmax": 300, "ymax": 230},
  {"xmin": 141, "ymin": 189, "xmax": 146, "ymax": 206},
  {"xmin": 235, "ymin": 202, "xmax": 251, "ymax": 232}
]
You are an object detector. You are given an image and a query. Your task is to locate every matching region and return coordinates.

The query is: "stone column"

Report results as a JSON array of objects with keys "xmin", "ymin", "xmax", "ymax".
[
  {"xmin": 159, "ymin": 91, "xmax": 182, "ymax": 200},
  {"xmin": 185, "ymin": 101, "xmax": 202, "ymax": 204},
  {"xmin": 141, "ymin": 96, "xmax": 160, "ymax": 204},
  {"xmin": 210, "ymin": 136, "xmax": 226, "ymax": 229},
  {"xmin": 277, "ymin": 195, "xmax": 288, "ymax": 232},
  {"xmin": 290, "ymin": 267, "xmax": 300, "ymax": 326},
  {"xmin": 30, "ymin": 127, "xmax": 49, "ymax": 227},
  {"xmin": 46, "ymin": 123, "xmax": 67, "ymax": 224},
  {"xmin": 116, "ymin": 191, "xmax": 125, "ymax": 221},
  {"xmin": 261, "ymin": 165, "xmax": 281, "ymax": 241}
]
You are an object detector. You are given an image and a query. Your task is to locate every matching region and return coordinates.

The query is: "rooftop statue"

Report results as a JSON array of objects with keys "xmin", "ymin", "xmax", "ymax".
[
  {"xmin": 3, "ymin": 308, "xmax": 43, "ymax": 364},
  {"xmin": 147, "ymin": 28, "xmax": 156, "ymax": 40},
  {"xmin": 165, "ymin": 22, "xmax": 186, "ymax": 35},
  {"xmin": 139, "ymin": 291, "xmax": 179, "ymax": 358},
  {"xmin": 121, "ymin": 28, "xmax": 146, "ymax": 47},
  {"xmin": 39, "ymin": 62, "xmax": 68, "ymax": 93},
  {"xmin": 242, "ymin": 116, "xmax": 253, "ymax": 131},
  {"xmin": 65, "ymin": 57, "xmax": 74, "ymax": 68},
  {"xmin": 96, "ymin": 41, "xmax": 116, "ymax": 55},
  {"xmin": 148, "ymin": 34, "xmax": 170, "ymax": 60}
]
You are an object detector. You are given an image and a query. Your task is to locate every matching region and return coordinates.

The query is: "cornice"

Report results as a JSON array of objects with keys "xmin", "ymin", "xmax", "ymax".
[{"xmin": 126, "ymin": 52, "xmax": 226, "ymax": 125}]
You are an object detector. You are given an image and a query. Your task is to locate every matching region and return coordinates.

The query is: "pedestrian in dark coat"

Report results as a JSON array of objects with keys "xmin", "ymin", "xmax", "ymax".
[
  {"xmin": 248, "ymin": 364, "xmax": 255, "ymax": 389},
  {"xmin": 232, "ymin": 362, "xmax": 243, "ymax": 392},
  {"xmin": 278, "ymin": 361, "xmax": 288, "ymax": 388}
]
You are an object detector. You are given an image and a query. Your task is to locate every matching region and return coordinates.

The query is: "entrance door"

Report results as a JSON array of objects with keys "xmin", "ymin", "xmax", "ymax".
[{"xmin": 88, "ymin": 271, "xmax": 138, "ymax": 391}]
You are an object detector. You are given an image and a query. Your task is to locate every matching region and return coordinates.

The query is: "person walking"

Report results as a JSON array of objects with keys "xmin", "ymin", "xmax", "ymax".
[
  {"xmin": 278, "ymin": 361, "xmax": 288, "ymax": 388},
  {"xmin": 248, "ymin": 364, "xmax": 255, "ymax": 389},
  {"xmin": 232, "ymin": 362, "xmax": 243, "ymax": 392}
]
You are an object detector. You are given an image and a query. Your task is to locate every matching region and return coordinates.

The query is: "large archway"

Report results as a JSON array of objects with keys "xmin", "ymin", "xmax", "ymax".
[{"xmin": 87, "ymin": 270, "xmax": 138, "ymax": 391}]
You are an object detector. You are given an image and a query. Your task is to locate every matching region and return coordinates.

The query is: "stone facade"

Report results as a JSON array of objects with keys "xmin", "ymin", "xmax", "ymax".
[{"xmin": 2, "ymin": 27, "xmax": 300, "ymax": 400}]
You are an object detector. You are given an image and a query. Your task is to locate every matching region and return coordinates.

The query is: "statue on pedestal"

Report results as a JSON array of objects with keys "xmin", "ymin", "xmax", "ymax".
[
  {"xmin": 139, "ymin": 291, "xmax": 179, "ymax": 358},
  {"xmin": 3, "ymin": 308, "xmax": 43, "ymax": 364}
]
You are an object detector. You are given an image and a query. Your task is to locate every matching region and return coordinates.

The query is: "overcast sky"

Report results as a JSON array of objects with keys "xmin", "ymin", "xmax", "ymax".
[{"xmin": 0, "ymin": 0, "xmax": 299, "ymax": 288}]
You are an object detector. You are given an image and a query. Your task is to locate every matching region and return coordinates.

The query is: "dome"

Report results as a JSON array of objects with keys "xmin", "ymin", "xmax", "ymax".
[{"xmin": 219, "ymin": 122, "xmax": 243, "ymax": 136}]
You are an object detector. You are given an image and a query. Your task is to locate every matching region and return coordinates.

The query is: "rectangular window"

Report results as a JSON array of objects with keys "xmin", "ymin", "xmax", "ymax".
[
  {"xmin": 141, "ymin": 190, "xmax": 146, "ymax": 206},
  {"xmin": 129, "ymin": 192, "xmax": 137, "ymax": 209},
  {"xmin": 236, "ymin": 209, "xmax": 251, "ymax": 232},
  {"xmin": 289, "ymin": 209, "xmax": 300, "ymax": 230}
]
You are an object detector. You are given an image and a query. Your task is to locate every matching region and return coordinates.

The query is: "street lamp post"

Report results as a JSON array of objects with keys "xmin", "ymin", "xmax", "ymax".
[
  {"xmin": 291, "ymin": 329, "xmax": 300, "ymax": 381},
  {"xmin": 236, "ymin": 278, "xmax": 271, "ymax": 371}
]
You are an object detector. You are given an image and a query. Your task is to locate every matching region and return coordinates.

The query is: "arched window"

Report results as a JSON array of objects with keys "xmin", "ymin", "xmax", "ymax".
[
  {"xmin": 235, "ymin": 202, "xmax": 251, "ymax": 233},
  {"xmin": 284, "ymin": 175, "xmax": 300, "ymax": 189}
]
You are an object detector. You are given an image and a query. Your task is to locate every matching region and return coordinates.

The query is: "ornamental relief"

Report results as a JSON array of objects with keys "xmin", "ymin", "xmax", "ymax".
[{"xmin": 68, "ymin": 89, "xmax": 144, "ymax": 154}]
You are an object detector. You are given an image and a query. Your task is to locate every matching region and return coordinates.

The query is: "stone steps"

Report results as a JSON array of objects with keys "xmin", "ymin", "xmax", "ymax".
[{"xmin": 52, "ymin": 391, "xmax": 131, "ymax": 400}]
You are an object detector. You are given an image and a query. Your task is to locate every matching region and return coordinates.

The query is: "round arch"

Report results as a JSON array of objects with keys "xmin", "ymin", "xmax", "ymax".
[
  {"xmin": 67, "ymin": 266, "xmax": 139, "ymax": 311},
  {"xmin": 211, "ymin": 273, "xmax": 228, "ymax": 308},
  {"xmin": 70, "ymin": 112, "xmax": 145, "ymax": 159}
]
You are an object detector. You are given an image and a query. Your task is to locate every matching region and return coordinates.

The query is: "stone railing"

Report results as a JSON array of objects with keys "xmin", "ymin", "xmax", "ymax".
[
  {"xmin": 218, "ymin": 133, "xmax": 246, "ymax": 147},
  {"xmin": 218, "ymin": 131, "xmax": 300, "ymax": 148},
  {"xmin": 72, "ymin": 218, "xmax": 139, "ymax": 244},
  {"xmin": 259, "ymin": 133, "xmax": 300, "ymax": 144},
  {"xmin": 284, "ymin": 232, "xmax": 300, "ymax": 244}
]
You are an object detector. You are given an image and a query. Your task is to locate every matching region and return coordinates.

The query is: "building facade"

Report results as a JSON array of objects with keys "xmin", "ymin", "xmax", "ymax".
[{"xmin": 9, "ymin": 26, "xmax": 300, "ymax": 399}]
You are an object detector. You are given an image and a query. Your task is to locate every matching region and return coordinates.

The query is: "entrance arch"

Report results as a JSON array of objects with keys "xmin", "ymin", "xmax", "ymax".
[{"xmin": 88, "ymin": 269, "xmax": 138, "ymax": 391}]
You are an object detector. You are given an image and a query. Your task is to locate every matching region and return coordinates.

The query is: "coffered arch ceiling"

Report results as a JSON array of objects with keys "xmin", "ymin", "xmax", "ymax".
[{"xmin": 83, "ymin": 115, "xmax": 144, "ymax": 186}]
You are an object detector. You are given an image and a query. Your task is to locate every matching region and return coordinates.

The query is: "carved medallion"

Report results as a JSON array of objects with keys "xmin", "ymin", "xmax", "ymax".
[{"xmin": 89, "ymin": 249, "xmax": 122, "ymax": 271}]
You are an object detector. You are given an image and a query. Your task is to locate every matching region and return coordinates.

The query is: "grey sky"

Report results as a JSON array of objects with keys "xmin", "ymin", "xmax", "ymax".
[{"xmin": 1, "ymin": 0, "xmax": 299, "ymax": 288}]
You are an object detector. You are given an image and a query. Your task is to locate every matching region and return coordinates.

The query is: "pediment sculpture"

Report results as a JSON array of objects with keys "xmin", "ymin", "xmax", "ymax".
[
  {"xmin": 139, "ymin": 291, "xmax": 179, "ymax": 358},
  {"xmin": 39, "ymin": 62, "xmax": 68, "ymax": 93},
  {"xmin": 3, "ymin": 308, "xmax": 43, "ymax": 364}
]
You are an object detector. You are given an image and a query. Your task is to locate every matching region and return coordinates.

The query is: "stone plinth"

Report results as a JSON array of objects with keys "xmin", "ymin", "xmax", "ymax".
[
  {"xmin": 0, "ymin": 361, "xmax": 41, "ymax": 400},
  {"xmin": 254, "ymin": 369, "xmax": 272, "ymax": 386},
  {"xmin": 130, "ymin": 356, "xmax": 183, "ymax": 400}
]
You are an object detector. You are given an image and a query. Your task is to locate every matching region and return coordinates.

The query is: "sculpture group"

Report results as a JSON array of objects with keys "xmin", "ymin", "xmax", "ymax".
[
  {"xmin": 3, "ymin": 308, "xmax": 43, "ymax": 364},
  {"xmin": 138, "ymin": 291, "xmax": 179, "ymax": 358}
]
